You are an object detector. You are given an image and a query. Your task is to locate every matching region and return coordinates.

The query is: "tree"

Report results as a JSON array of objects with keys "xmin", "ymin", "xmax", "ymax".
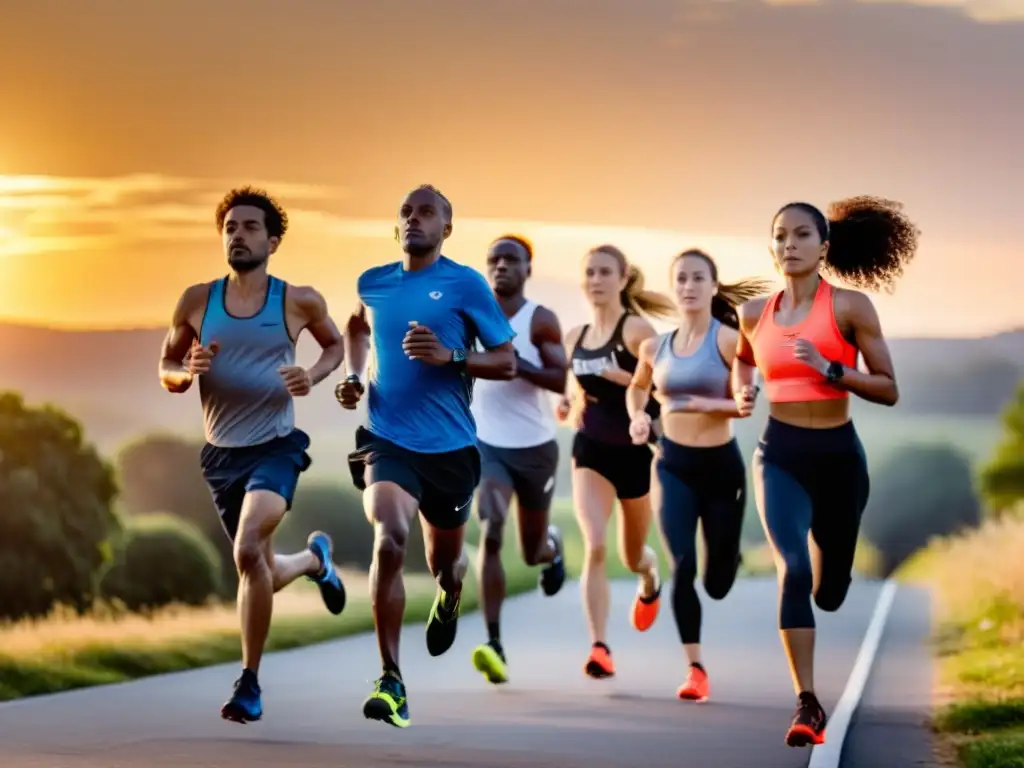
[
  {"xmin": 979, "ymin": 380, "xmax": 1024, "ymax": 516},
  {"xmin": 0, "ymin": 392, "xmax": 121, "ymax": 620},
  {"xmin": 861, "ymin": 442, "xmax": 982, "ymax": 576}
]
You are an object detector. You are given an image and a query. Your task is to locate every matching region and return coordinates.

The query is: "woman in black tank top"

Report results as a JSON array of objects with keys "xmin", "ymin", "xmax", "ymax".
[{"xmin": 556, "ymin": 244, "xmax": 677, "ymax": 679}]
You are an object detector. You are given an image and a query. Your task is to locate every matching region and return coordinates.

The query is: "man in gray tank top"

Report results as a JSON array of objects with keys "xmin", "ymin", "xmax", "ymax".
[{"xmin": 158, "ymin": 186, "xmax": 348, "ymax": 724}]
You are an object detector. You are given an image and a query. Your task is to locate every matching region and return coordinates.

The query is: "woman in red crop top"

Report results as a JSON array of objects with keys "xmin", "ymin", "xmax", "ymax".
[
  {"xmin": 732, "ymin": 196, "xmax": 920, "ymax": 749},
  {"xmin": 556, "ymin": 244, "xmax": 676, "ymax": 680}
]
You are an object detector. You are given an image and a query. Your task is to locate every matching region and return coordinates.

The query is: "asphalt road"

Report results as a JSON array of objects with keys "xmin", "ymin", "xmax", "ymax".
[{"xmin": 0, "ymin": 577, "xmax": 932, "ymax": 768}]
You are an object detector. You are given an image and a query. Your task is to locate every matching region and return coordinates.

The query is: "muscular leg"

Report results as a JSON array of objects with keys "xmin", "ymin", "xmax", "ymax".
[
  {"xmin": 573, "ymin": 467, "xmax": 615, "ymax": 645},
  {"xmin": 810, "ymin": 454, "xmax": 870, "ymax": 614},
  {"xmin": 422, "ymin": 510, "xmax": 470, "ymax": 658},
  {"xmin": 476, "ymin": 478, "xmax": 514, "ymax": 641},
  {"xmin": 364, "ymin": 481, "xmax": 419, "ymax": 674},
  {"xmin": 233, "ymin": 490, "xmax": 292, "ymax": 675},
  {"xmin": 618, "ymin": 495, "xmax": 660, "ymax": 597},
  {"xmin": 654, "ymin": 462, "xmax": 702, "ymax": 662}
]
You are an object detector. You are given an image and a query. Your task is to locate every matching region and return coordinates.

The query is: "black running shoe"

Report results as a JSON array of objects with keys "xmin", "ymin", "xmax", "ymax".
[
  {"xmin": 786, "ymin": 691, "xmax": 827, "ymax": 747},
  {"xmin": 539, "ymin": 525, "xmax": 566, "ymax": 597},
  {"xmin": 220, "ymin": 668, "xmax": 262, "ymax": 723},
  {"xmin": 425, "ymin": 588, "xmax": 461, "ymax": 657}
]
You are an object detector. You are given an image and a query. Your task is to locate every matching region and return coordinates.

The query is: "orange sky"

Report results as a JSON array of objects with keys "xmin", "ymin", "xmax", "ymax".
[{"xmin": 0, "ymin": 0, "xmax": 1022, "ymax": 337}]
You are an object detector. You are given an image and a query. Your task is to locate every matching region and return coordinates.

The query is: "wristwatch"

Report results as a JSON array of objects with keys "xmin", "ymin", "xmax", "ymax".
[
  {"xmin": 451, "ymin": 348, "xmax": 467, "ymax": 370},
  {"xmin": 824, "ymin": 361, "xmax": 845, "ymax": 384}
]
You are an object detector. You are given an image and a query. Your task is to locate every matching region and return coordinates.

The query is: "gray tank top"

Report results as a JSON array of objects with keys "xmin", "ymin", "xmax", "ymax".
[
  {"xmin": 198, "ymin": 276, "xmax": 296, "ymax": 448},
  {"xmin": 650, "ymin": 318, "xmax": 730, "ymax": 413}
]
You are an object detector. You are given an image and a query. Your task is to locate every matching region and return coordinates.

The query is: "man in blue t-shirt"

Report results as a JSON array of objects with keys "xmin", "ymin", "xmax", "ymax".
[{"xmin": 335, "ymin": 184, "xmax": 516, "ymax": 728}]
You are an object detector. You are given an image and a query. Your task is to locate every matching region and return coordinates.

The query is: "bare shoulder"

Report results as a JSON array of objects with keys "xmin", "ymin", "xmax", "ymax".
[
  {"xmin": 737, "ymin": 296, "xmax": 770, "ymax": 333},
  {"xmin": 176, "ymin": 282, "xmax": 212, "ymax": 324},
  {"xmin": 623, "ymin": 313, "xmax": 656, "ymax": 343},
  {"xmin": 564, "ymin": 323, "xmax": 584, "ymax": 349},
  {"xmin": 286, "ymin": 284, "xmax": 328, "ymax": 318},
  {"xmin": 638, "ymin": 333, "xmax": 660, "ymax": 361}
]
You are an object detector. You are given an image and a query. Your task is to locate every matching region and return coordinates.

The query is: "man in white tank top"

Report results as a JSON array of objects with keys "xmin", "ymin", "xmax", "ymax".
[{"xmin": 468, "ymin": 235, "xmax": 569, "ymax": 685}]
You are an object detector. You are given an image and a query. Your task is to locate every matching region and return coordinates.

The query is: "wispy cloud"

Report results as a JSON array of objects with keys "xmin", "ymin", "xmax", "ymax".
[
  {"xmin": 759, "ymin": 0, "xmax": 1024, "ymax": 21},
  {"xmin": 0, "ymin": 174, "xmax": 351, "ymax": 258}
]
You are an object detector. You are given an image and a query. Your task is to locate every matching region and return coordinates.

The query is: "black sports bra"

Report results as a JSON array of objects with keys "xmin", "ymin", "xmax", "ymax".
[{"xmin": 571, "ymin": 312, "xmax": 660, "ymax": 446}]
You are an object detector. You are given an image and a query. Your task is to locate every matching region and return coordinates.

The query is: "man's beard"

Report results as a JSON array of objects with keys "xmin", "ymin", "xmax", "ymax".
[{"xmin": 228, "ymin": 250, "xmax": 268, "ymax": 273}]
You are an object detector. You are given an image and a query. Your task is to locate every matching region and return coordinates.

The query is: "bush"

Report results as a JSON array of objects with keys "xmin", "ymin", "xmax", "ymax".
[
  {"xmin": 979, "ymin": 380, "xmax": 1024, "ymax": 516},
  {"xmin": 100, "ymin": 513, "xmax": 223, "ymax": 612},
  {"xmin": 0, "ymin": 392, "xmax": 120, "ymax": 620},
  {"xmin": 861, "ymin": 442, "xmax": 982, "ymax": 576},
  {"xmin": 114, "ymin": 433, "xmax": 236, "ymax": 596}
]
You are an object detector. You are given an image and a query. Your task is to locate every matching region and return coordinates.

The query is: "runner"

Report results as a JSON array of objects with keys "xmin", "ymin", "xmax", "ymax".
[
  {"xmin": 556, "ymin": 245, "xmax": 675, "ymax": 679},
  {"xmin": 336, "ymin": 185, "xmax": 517, "ymax": 728},
  {"xmin": 468, "ymin": 234, "xmax": 569, "ymax": 685},
  {"xmin": 158, "ymin": 186, "xmax": 348, "ymax": 724},
  {"xmin": 732, "ymin": 197, "xmax": 919, "ymax": 747},
  {"xmin": 626, "ymin": 249, "xmax": 771, "ymax": 701}
]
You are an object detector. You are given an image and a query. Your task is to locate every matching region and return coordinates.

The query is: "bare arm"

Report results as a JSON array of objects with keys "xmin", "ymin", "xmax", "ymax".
[
  {"xmin": 344, "ymin": 301, "xmax": 371, "ymax": 380},
  {"xmin": 466, "ymin": 341, "xmax": 517, "ymax": 380},
  {"xmin": 291, "ymin": 286, "xmax": 345, "ymax": 386},
  {"xmin": 830, "ymin": 292, "xmax": 899, "ymax": 406},
  {"xmin": 690, "ymin": 325, "xmax": 744, "ymax": 415},
  {"xmin": 625, "ymin": 336, "xmax": 656, "ymax": 420},
  {"xmin": 730, "ymin": 300, "xmax": 762, "ymax": 397},
  {"xmin": 158, "ymin": 286, "xmax": 203, "ymax": 394},
  {"xmin": 513, "ymin": 306, "xmax": 568, "ymax": 393}
]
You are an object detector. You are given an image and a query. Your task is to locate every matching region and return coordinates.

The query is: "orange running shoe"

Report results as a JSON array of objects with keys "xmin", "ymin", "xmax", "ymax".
[
  {"xmin": 676, "ymin": 663, "xmax": 710, "ymax": 702},
  {"xmin": 631, "ymin": 582, "xmax": 662, "ymax": 632},
  {"xmin": 785, "ymin": 691, "xmax": 827, "ymax": 747},
  {"xmin": 584, "ymin": 643, "xmax": 615, "ymax": 679}
]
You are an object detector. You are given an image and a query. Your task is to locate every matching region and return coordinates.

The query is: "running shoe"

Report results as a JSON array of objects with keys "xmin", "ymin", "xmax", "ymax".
[
  {"xmin": 677, "ymin": 663, "xmax": 710, "ymax": 702},
  {"xmin": 425, "ymin": 588, "xmax": 461, "ymax": 657},
  {"xmin": 786, "ymin": 691, "xmax": 828, "ymax": 747},
  {"xmin": 220, "ymin": 668, "xmax": 262, "ymax": 723},
  {"xmin": 472, "ymin": 639, "xmax": 509, "ymax": 684},
  {"xmin": 539, "ymin": 525, "xmax": 566, "ymax": 597},
  {"xmin": 307, "ymin": 530, "xmax": 347, "ymax": 615},
  {"xmin": 630, "ymin": 572, "xmax": 662, "ymax": 632},
  {"xmin": 584, "ymin": 643, "xmax": 616, "ymax": 679},
  {"xmin": 363, "ymin": 672, "xmax": 410, "ymax": 728}
]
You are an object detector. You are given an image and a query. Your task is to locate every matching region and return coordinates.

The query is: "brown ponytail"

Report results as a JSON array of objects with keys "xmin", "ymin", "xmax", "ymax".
[
  {"xmin": 673, "ymin": 249, "xmax": 774, "ymax": 329},
  {"xmin": 590, "ymin": 244, "xmax": 677, "ymax": 322}
]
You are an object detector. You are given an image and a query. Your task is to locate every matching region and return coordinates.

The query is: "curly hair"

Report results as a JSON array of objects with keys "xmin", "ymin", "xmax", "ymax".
[
  {"xmin": 588, "ymin": 245, "xmax": 677, "ymax": 322},
  {"xmin": 775, "ymin": 196, "xmax": 920, "ymax": 293},
  {"xmin": 491, "ymin": 233, "xmax": 534, "ymax": 261},
  {"xmin": 671, "ymin": 249, "xmax": 775, "ymax": 329},
  {"xmin": 214, "ymin": 186, "xmax": 289, "ymax": 240}
]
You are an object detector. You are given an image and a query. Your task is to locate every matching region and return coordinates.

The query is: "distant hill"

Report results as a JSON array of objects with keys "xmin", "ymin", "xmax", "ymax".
[{"xmin": 0, "ymin": 322, "xmax": 1020, "ymax": 455}]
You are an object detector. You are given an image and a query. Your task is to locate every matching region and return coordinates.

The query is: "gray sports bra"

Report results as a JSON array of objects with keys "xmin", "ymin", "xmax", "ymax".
[{"xmin": 650, "ymin": 318, "xmax": 731, "ymax": 413}]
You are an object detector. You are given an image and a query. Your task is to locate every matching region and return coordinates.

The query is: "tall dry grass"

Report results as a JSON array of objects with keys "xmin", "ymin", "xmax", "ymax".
[
  {"xmin": 901, "ymin": 506, "xmax": 1024, "ymax": 635},
  {"xmin": 0, "ymin": 568, "xmax": 436, "ymax": 660}
]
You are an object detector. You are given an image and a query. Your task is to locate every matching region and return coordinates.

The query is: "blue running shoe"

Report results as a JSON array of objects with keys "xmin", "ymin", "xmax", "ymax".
[
  {"xmin": 539, "ymin": 525, "xmax": 566, "ymax": 597},
  {"xmin": 363, "ymin": 672, "xmax": 410, "ymax": 728},
  {"xmin": 221, "ymin": 668, "xmax": 262, "ymax": 723},
  {"xmin": 307, "ymin": 530, "xmax": 346, "ymax": 615}
]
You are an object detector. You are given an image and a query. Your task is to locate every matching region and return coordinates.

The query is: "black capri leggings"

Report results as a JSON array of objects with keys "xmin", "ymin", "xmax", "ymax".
[
  {"xmin": 753, "ymin": 417, "xmax": 870, "ymax": 630},
  {"xmin": 655, "ymin": 436, "xmax": 746, "ymax": 645}
]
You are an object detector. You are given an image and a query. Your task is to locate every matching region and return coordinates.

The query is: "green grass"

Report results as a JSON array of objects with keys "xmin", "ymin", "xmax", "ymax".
[{"xmin": 896, "ymin": 511, "xmax": 1024, "ymax": 767}]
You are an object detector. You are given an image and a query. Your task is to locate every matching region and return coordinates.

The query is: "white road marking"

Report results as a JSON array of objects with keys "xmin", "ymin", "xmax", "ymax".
[{"xmin": 808, "ymin": 578, "xmax": 899, "ymax": 768}]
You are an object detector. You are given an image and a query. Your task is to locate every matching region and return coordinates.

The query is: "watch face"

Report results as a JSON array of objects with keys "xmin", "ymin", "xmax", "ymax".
[{"xmin": 453, "ymin": 349, "xmax": 466, "ymax": 363}]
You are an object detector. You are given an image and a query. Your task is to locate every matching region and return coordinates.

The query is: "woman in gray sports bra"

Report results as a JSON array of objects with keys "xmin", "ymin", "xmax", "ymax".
[{"xmin": 626, "ymin": 249, "xmax": 771, "ymax": 702}]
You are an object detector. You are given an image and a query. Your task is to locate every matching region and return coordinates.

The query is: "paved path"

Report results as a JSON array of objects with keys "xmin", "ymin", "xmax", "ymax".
[{"xmin": 0, "ymin": 577, "xmax": 932, "ymax": 767}]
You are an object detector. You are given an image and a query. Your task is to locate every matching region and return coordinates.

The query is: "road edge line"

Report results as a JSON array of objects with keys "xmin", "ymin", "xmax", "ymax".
[{"xmin": 807, "ymin": 578, "xmax": 899, "ymax": 768}]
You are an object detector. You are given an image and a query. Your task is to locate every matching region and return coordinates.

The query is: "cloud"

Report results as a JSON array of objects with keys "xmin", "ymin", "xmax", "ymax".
[
  {"xmin": 0, "ymin": 174, "xmax": 351, "ymax": 256},
  {"xmin": 757, "ymin": 0, "xmax": 1024, "ymax": 21}
]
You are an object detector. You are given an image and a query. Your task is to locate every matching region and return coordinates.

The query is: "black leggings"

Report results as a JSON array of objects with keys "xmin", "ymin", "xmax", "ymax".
[
  {"xmin": 753, "ymin": 418, "xmax": 870, "ymax": 630},
  {"xmin": 655, "ymin": 437, "xmax": 746, "ymax": 645}
]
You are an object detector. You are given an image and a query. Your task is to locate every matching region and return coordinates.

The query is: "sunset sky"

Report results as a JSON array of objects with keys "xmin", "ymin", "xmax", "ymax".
[{"xmin": 0, "ymin": 0, "xmax": 1021, "ymax": 337}]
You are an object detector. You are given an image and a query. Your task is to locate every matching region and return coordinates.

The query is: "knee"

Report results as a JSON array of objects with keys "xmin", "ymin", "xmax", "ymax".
[
  {"xmin": 480, "ymin": 516, "xmax": 506, "ymax": 556},
  {"xmin": 584, "ymin": 542, "xmax": 607, "ymax": 567},
  {"xmin": 374, "ymin": 525, "xmax": 408, "ymax": 568},
  {"xmin": 779, "ymin": 554, "xmax": 813, "ymax": 596},
  {"xmin": 671, "ymin": 555, "xmax": 698, "ymax": 587},
  {"xmin": 233, "ymin": 540, "xmax": 265, "ymax": 575},
  {"xmin": 703, "ymin": 558, "xmax": 740, "ymax": 602}
]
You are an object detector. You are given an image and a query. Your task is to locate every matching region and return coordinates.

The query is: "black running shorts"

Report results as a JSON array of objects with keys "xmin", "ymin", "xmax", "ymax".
[{"xmin": 477, "ymin": 438, "xmax": 559, "ymax": 512}]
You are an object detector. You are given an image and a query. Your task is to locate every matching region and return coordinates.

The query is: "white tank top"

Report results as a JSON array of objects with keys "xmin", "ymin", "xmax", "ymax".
[{"xmin": 471, "ymin": 300, "xmax": 558, "ymax": 449}]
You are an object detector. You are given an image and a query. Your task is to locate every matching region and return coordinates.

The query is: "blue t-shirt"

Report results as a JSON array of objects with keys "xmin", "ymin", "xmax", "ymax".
[{"xmin": 358, "ymin": 256, "xmax": 516, "ymax": 453}]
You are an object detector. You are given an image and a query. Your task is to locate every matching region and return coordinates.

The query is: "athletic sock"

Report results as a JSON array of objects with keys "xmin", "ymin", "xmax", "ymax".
[{"xmin": 487, "ymin": 622, "xmax": 501, "ymax": 644}]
